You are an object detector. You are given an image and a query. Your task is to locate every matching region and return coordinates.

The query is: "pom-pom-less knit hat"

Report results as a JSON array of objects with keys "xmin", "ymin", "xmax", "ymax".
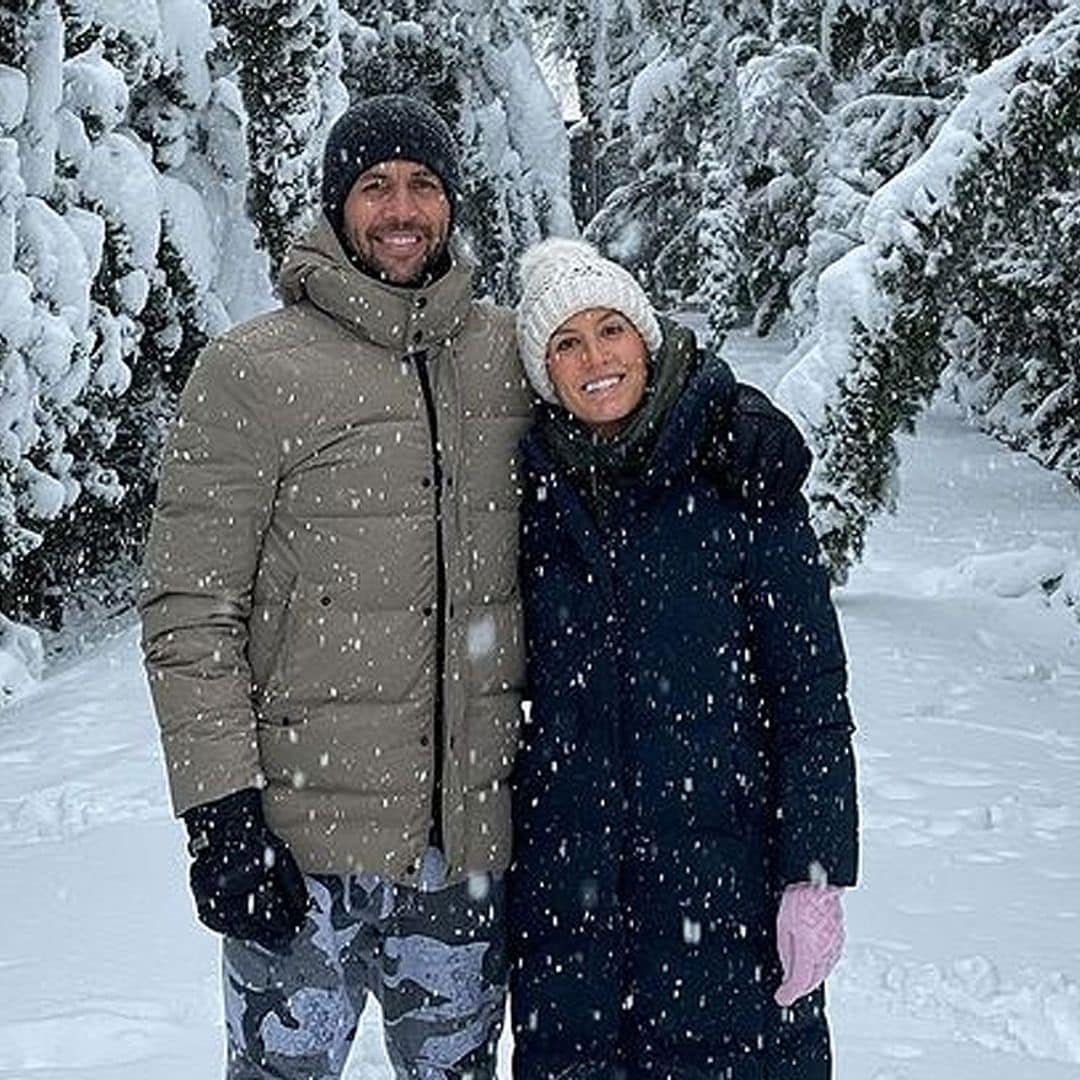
[
  {"xmin": 321, "ymin": 94, "xmax": 462, "ymax": 243},
  {"xmin": 516, "ymin": 238, "xmax": 663, "ymax": 403}
]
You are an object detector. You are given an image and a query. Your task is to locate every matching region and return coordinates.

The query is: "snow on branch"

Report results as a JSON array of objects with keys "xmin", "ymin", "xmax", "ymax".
[
  {"xmin": 775, "ymin": 5, "xmax": 1080, "ymax": 579},
  {"xmin": 1, "ymin": 0, "xmax": 270, "ymax": 623}
]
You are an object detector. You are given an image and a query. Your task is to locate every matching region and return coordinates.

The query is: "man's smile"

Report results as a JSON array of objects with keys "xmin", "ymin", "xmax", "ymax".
[{"xmin": 374, "ymin": 231, "xmax": 426, "ymax": 250}]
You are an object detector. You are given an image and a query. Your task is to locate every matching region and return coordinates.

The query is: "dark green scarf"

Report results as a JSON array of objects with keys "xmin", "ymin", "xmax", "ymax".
[{"xmin": 537, "ymin": 318, "xmax": 699, "ymax": 517}]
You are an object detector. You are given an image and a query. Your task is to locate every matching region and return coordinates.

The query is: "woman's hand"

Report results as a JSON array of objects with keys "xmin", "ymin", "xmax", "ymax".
[{"xmin": 774, "ymin": 882, "xmax": 846, "ymax": 1006}]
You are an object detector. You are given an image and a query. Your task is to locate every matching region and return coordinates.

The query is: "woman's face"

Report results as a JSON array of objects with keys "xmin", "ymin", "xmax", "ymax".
[{"xmin": 546, "ymin": 307, "xmax": 649, "ymax": 435}]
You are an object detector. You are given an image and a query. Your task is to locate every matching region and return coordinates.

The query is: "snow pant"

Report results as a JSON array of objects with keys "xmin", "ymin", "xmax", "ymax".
[{"xmin": 221, "ymin": 868, "xmax": 507, "ymax": 1079}]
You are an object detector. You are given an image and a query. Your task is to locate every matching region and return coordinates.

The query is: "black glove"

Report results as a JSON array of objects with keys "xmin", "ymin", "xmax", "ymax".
[
  {"xmin": 707, "ymin": 383, "xmax": 812, "ymax": 506},
  {"xmin": 182, "ymin": 787, "xmax": 309, "ymax": 952}
]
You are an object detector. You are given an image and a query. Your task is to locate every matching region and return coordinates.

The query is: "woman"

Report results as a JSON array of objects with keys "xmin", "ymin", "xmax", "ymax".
[{"xmin": 508, "ymin": 239, "xmax": 858, "ymax": 1079}]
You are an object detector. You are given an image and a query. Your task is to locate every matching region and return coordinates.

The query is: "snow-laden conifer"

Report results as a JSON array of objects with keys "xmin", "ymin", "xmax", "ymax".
[
  {"xmin": 735, "ymin": 37, "xmax": 831, "ymax": 334},
  {"xmin": 696, "ymin": 40, "xmax": 744, "ymax": 351},
  {"xmin": 776, "ymin": 4, "xmax": 1080, "ymax": 580},
  {"xmin": 209, "ymin": 0, "xmax": 346, "ymax": 271},
  {"xmin": 0, "ymin": 1, "xmax": 266, "ymax": 621},
  {"xmin": 585, "ymin": 15, "xmax": 745, "ymax": 311},
  {"xmin": 341, "ymin": 0, "xmax": 573, "ymax": 301},
  {"xmin": 942, "ymin": 21, "xmax": 1080, "ymax": 494}
]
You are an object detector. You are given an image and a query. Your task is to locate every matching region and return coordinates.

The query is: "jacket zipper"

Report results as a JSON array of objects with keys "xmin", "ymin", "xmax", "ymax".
[{"xmin": 413, "ymin": 350, "xmax": 447, "ymax": 857}]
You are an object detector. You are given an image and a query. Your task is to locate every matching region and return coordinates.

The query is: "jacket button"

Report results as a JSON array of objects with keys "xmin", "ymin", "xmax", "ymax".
[
  {"xmin": 421, "ymin": 476, "xmax": 432, "ymax": 488},
  {"xmin": 420, "ymin": 735, "xmax": 430, "ymax": 747},
  {"xmin": 413, "ymin": 329, "xmax": 424, "ymax": 343},
  {"xmin": 319, "ymin": 595, "xmax": 332, "ymax": 607},
  {"xmin": 422, "ymin": 605, "xmax": 433, "ymax": 617}
]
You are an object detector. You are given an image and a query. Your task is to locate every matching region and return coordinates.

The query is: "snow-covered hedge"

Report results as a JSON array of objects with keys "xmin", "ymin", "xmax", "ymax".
[{"xmin": 776, "ymin": 5, "xmax": 1080, "ymax": 578}]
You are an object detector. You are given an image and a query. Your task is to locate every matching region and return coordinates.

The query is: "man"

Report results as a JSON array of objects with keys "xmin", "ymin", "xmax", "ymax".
[{"xmin": 140, "ymin": 95, "xmax": 533, "ymax": 1079}]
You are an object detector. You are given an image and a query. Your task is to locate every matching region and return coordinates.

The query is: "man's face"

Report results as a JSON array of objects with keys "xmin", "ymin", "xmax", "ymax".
[{"xmin": 342, "ymin": 159, "xmax": 451, "ymax": 285}]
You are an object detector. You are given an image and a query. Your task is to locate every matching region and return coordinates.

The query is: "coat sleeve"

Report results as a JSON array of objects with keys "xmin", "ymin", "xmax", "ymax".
[
  {"xmin": 138, "ymin": 338, "xmax": 280, "ymax": 817},
  {"xmin": 745, "ymin": 494, "xmax": 859, "ymax": 888}
]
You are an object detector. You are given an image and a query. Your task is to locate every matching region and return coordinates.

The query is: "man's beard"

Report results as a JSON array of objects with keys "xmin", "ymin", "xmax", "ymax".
[
  {"xmin": 354, "ymin": 243, "xmax": 450, "ymax": 286},
  {"xmin": 348, "ymin": 224, "xmax": 452, "ymax": 287}
]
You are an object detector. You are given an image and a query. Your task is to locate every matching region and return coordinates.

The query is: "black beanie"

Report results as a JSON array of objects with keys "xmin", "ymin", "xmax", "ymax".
[{"xmin": 321, "ymin": 94, "xmax": 462, "ymax": 242}]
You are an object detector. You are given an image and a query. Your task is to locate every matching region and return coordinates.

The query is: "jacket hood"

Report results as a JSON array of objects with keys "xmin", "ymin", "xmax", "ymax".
[
  {"xmin": 278, "ymin": 215, "xmax": 476, "ymax": 353},
  {"xmin": 648, "ymin": 348, "xmax": 739, "ymax": 483}
]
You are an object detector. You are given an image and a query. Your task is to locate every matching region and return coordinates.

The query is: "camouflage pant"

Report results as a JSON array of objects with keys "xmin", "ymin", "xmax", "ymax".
[{"xmin": 222, "ymin": 868, "xmax": 507, "ymax": 1079}]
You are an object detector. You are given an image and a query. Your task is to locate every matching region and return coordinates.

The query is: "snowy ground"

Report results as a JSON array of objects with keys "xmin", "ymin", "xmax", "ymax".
[{"xmin": 1, "ymin": 331, "xmax": 1078, "ymax": 1079}]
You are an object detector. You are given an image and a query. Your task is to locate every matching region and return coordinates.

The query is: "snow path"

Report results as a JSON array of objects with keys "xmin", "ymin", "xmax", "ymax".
[
  {"xmin": 732, "ymin": 327, "xmax": 1080, "ymax": 1078},
  {"xmin": 830, "ymin": 408, "xmax": 1080, "ymax": 1080},
  {"xmin": 0, "ymin": 331, "xmax": 1078, "ymax": 1077}
]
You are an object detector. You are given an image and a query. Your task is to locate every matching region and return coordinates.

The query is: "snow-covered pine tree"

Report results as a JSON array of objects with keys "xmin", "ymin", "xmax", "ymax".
[
  {"xmin": 696, "ymin": 135, "xmax": 743, "ymax": 351},
  {"xmin": 559, "ymin": 2, "xmax": 822, "ymax": 333},
  {"xmin": 208, "ymin": 0, "xmax": 344, "ymax": 271},
  {"xmin": 340, "ymin": 0, "xmax": 573, "ymax": 302},
  {"xmin": 0, "ymin": 0, "xmax": 35, "ymax": 67},
  {"xmin": 811, "ymin": 0, "xmax": 1063, "ymax": 91},
  {"xmin": 24, "ymin": 27, "xmax": 162, "ymax": 618},
  {"xmin": 809, "ymin": 248, "xmax": 943, "ymax": 576},
  {"xmin": 0, "ymin": 0, "xmax": 115, "ymax": 620},
  {"xmin": 735, "ymin": 37, "xmax": 831, "ymax": 333},
  {"xmin": 0, "ymin": 60, "xmax": 38, "ymax": 582},
  {"xmin": 943, "ymin": 16, "xmax": 1080, "ymax": 490},
  {"xmin": 787, "ymin": 87, "xmax": 947, "ymax": 330},
  {"xmin": 529, "ymin": 0, "xmax": 655, "ymax": 217},
  {"xmin": 695, "ymin": 39, "xmax": 744, "ymax": 351},
  {"xmin": 771, "ymin": 0, "xmax": 822, "ymax": 46},
  {"xmin": 584, "ymin": 10, "xmax": 746, "ymax": 308},
  {"xmin": 781, "ymin": 1, "xmax": 1063, "ymax": 337},
  {"xmin": 530, "ymin": 0, "xmax": 610, "ymax": 134},
  {"xmin": 0, "ymin": 1, "xmax": 265, "ymax": 622},
  {"xmin": 783, "ymin": 0, "xmax": 965, "ymax": 333},
  {"xmin": 937, "ymin": 0, "xmax": 1063, "ymax": 74},
  {"xmin": 778, "ymin": 2, "xmax": 1080, "ymax": 580}
]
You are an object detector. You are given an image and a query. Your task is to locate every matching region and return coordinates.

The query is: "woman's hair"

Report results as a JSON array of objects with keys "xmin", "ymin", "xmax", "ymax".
[{"xmin": 515, "ymin": 238, "xmax": 662, "ymax": 402}]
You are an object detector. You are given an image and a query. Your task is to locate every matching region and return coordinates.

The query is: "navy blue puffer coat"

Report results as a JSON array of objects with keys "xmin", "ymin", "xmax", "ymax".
[{"xmin": 508, "ymin": 357, "xmax": 858, "ymax": 1080}]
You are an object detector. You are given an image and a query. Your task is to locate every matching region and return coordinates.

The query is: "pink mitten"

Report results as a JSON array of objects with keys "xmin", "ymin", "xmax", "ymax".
[{"xmin": 774, "ymin": 882, "xmax": 845, "ymax": 1007}]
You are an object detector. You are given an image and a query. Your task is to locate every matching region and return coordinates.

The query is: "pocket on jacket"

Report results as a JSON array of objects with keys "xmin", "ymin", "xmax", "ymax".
[
  {"xmin": 250, "ymin": 572, "xmax": 299, "ymax": 719},
  {"xmin": 274, "ymin": 578, "xmax": 431, "ymax": 707},
  {"xmin": 257, "ymin": 699, "xmax": 431, "ymax": 794}
]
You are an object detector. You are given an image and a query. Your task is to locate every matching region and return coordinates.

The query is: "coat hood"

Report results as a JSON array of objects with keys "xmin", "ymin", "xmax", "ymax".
[{"xmin": 278, "ymin": 215, "xmax": 476, "ymax": 354}]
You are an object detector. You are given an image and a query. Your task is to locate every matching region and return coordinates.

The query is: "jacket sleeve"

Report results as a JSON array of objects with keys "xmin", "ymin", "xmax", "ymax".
[
  {"xmin": 745, "ymin": 494, "xmax": 859, "ymax": 888},
  {"xmin": 138, "ymin": 338, "xmax": 280, "ymax": 817}
]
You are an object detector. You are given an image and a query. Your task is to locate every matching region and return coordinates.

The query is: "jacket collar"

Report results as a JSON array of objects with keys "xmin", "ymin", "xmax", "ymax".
[{"xmin": 278, "ymin": 215, "xmax": 475, "ymax": 353}]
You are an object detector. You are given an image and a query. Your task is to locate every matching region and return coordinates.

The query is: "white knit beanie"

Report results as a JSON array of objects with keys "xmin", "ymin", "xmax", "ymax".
[{"xmin": 516, "ymin": 238, "xmax": 663, "ymax": 403}]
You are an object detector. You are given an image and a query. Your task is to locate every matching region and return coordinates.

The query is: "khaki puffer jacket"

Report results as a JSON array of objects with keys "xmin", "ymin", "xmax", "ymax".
[{"xmin": 140, "ymin": 219, "xmax": 533, "ymax": 884}]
